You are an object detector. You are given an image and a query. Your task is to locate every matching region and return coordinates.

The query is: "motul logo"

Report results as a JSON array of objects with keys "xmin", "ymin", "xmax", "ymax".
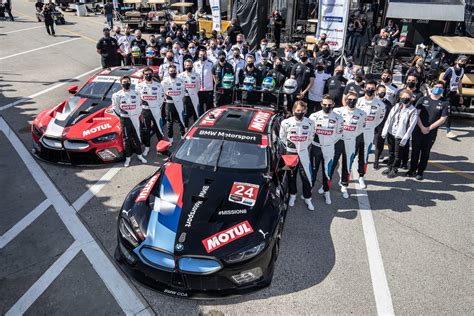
[
  {"xmin": 248, "ymin": 111, "xmax": 271, "ymax": 132},
  {"xmin": 82, "ymin": 123, "xmax": 112, "ymax": 137},
  {"xmin": 200, "ymin": 108, "xmax": 225, "ymax": 126},
  {"xmin": 135, "ymin": 174, "xmax": 159, "ymax": 202},
  {"xmin": 202, "ymin": 221, "xmax": 253, "ymax": 253}
]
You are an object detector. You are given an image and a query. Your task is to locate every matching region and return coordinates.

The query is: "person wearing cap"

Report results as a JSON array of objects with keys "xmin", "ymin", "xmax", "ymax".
[
  {"xmin": 96, "ymin": 27, "xmax": 120, "ymax": 69},
  {"xmin": 213, "ymin": 50, "xmax": 235, "ymax": 106},
  {"xmin": 343, "ymin": 67, "xmax": 366, "ymax": 100},
  {"xmin": 257, "ymin": 52, "xmax": 273, "ymax": 78},
  {"xmin": 443, "ymin": 55, "xmax": 468, "ymax": 138}
]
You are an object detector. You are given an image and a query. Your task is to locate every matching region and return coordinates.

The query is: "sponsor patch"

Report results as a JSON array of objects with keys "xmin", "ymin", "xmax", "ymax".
[
  {"xmin": 289, "ymin": 135, "xmax": 308, "ymax": 142},
  {"xmin": 82, "ymin": 123, "xmax": 112, "ymax": 137},
  {"xmin": 196, "ymin": 128, "xmax": 261, "ymax": 144},
  {"xmin": 316, "ymin": 129, "xmax": 334, "ymax": 135},
  {"xmin": 135, "ymin": 174, "xmax": 160, "ymax": 202},
  {"xmin": 228, "ymin": 182, "xmax": 259, "ymax": 207},
  {"xmin": 218, "ymin": 209, "xmax": 248, "ymax": 215},
  {"xmin": 185, "ymin": 185, "xmax": 209, "ymax": 228},
  {"xmin": 248, "ymin": 110, "xmax": 272, "ymax": 132},
  {"xmin": 202, "ymin": 220, "xmax": 253, "ymax": 253},
  {"xmin": 343, "ymin": 125, "xmax": 356, "ymax": 131},
  {"xmin": 199, "ymin": 108, "xmax": 225, "ymax": 126}
]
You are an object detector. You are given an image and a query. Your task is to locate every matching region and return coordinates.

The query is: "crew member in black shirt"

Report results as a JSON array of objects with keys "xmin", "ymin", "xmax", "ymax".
[
  {"xmin": 315, "ymin": 44, "xmax": 335, "ymax": 75},
  {"xmin": 343, "ymin": 68, "xmax": 366, "ymax": 100},
  {"xmin": 96, "ymin": 27, "xmax": 120, "ymax": 68},
  {"xmin": 213, "ymin": 50, "xmax": 235, "ymax": 106},
  {"xmin": 226, "ymin": 19, "xmax": 244, "ymax": 45},
  {"xmin": 407, "ymin": 81, "xmax": 448, "ymax": 180},
  {"xmin": 291, "ymin": 49, "xmax": 315, "ymax": 113},
  {"xmin": 130, "ymin": 30, "xmax": 148, "ymax": 66},
  {"xmin": 273, "ymin": 10, "xmax": 283, "ymax": 48},
  {"xmin": 265, "ymin": 56, "xmax": 286, "ymax": 106},
  {"xmin": 257, "ymin": 52, "xmax": 273, "ymax": 78},
  {"xmin": 238, "ymin": 54, "xmax": 263, "ymax": 103},
  {"xmin": 324, "ymin": 65, "xmax": 347, "ymax": 106},
  {"xmin": 282, "ymin": 46, "xmax": 297, "ymax": 77}
]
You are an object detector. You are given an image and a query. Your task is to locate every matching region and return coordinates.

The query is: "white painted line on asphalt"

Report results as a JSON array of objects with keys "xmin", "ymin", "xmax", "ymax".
[
  {"xmin": 0, "ymin": 38, "xmax": 80, "ymax": 61},
  {"xmin": 0, "ymin": 66, "xmax": 102, "ymax": 112},
  {"xmin": 72, "ymin": 166, "xmax": 122, "ymax": 211},
  {"xmin": 0, "ymin": 199, "xmax": 51, "ymax": 249},
  {"xmin": 353, "ymin": 170, "xmax": 395, "ymax": 316},
  {"xmin": 0, "ymin": 117, "xmax": 150, "ymax": 316},
  {"xmin": 3, "ymin": 26, "xmax": 44, "ymax": 34},
  {"xmin": 5, "ymin": 241, "xmax": 81, "ymax": 316}
]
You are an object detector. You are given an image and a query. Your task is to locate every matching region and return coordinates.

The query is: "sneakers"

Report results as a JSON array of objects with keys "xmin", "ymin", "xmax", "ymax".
[
  {"xmin": 304, "ymin": 198, "xmax": 315, "ymax": 211},
  {"xmin": 405, "ymin": 170, "xmax": 416, "ymax": 177},
  {"xmin": 358, "ymin": 177, "xmax": 367, "ymax": 189},
  {"xmin": 446, "ymin": 131, "xmax": 457, "ymax": 139},
  {"xmin": 317, "ymin": 186, "xmax": 324, "ymax": 194},
  {"xmin": 142, "ymin": 147, "xmax": 150, "ymax": 157},
  {"xmin": 124, "ymin": 157, "xmax": 131, "ymax": 167},
  {"xmin": 137, "ymin": 155, "xmax": 147, "ymax": 164},
  {"xmin": 289, "ymin": 194, "xmax": 296, "ymax": 207},
  {"xmin": 324, "ymin": 192, "xmax": 331, "ymax": 205},
  {"xmin": 341, "ymin": 186, "xmax": 349, "ymax": 199},
  {"xmin": 387, "ymin": 169, "xmax": 398, "ymax": 178},
  {"xmin": 415, "ymin": 174, "xmax": 424, "ymax": 181},
  {"xmin": 373, "ymin": 161, "xmax": 380, "ymax": 170},
  {"xmin": 382, "ymin": 168, "xmax": 391, "ymax": 175}
]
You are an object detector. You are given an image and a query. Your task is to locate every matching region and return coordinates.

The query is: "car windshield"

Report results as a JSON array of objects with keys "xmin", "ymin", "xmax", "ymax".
[
  {"xmin": 173, "ymin": 138, "xmax": 267, "ymax": 170},
  {"xmin": 76, "ymin": 81, "xmax": 126, "ymax": 99}
]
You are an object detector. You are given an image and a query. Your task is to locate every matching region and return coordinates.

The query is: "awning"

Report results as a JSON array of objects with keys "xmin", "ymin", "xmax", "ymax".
[
  {"xmin": 386, "ymin": 1, "xmax": 466, "ymax": 22},
  {"xmin": 430, "ymin": 36, "xmax": 474, "ymax": 55}
]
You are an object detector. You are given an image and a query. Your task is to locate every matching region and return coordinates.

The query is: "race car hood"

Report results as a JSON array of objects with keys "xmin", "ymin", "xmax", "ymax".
[
  {"xmin": 125, "ymin": 162, "xmax": 278, "ymax": 260},
  {"xmin": 36, "ymin": 96, "xmax": 116, "ymax": 139}
]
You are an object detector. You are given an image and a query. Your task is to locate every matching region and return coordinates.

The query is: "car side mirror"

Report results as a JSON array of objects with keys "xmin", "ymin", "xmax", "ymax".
[
  {"xmin": 68, "ymin": 85, "xmax": 78, "ymax": 94},
  {"xmin": 282, "ymin": 154, "xmax": 299, "ymax": 170},
  {"xmin": 156, "ymin": 140, "xmax": 171, "ymax": 156}
]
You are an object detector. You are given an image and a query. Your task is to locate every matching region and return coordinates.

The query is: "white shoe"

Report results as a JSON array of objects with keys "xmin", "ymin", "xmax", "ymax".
[
  {"xmin": 358, "ymin": 177, "xmax": 367, "ymax": 189},
  {"xmin": 169, "ymin": 137, "xmax": 174, "ymax": 145},
  {"xmin": 289, "ymin": 194, "xmax": 296, "ymax": 207},
  {"xmin": 304, "ymin": 198, "xmax": 315, "ymax": 211},
  {"xmin": 137, "ymin": 155, "xmax": 147, "ymax": 164},
  {"xmin": 142, "ymin": 147, "xmax": 150, "ymax": 157},
  {"xmin": 324, "ymin": 192, "xmax": 332, "ymax": 205},
  {"xmin": 124, "ymin": 157, "xmax": 131, "ymax": 168},
  {"xmin": 341, "ymin": 186, "xmax": 349, "ymax": 199},
  {"xmin": 317, "ymin": 186, "xmax": 324, "ymax": 194}
]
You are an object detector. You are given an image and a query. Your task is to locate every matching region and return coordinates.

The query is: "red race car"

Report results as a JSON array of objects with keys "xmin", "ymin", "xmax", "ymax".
[{"xmin": 32, "ymin": 66, "xmax": 159, "ymax": 164}]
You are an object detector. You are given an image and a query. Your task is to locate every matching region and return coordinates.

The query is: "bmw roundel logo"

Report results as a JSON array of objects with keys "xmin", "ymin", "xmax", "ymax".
[{"xmin": 175, "ymin": 243, "xmax": 184, "ymax": 252}]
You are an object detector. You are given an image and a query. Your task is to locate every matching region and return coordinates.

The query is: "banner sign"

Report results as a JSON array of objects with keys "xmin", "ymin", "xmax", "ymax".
[
  {"xmin": 210, "ymin": 0, "xmax": 221, "ymax": 32},
  {"xmin": 317, "ymin": 0, "xmax": 350, "ymax": 51}
]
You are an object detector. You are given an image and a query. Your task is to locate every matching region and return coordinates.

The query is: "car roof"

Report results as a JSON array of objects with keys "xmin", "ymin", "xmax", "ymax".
[{"xmin": 195, "ymin": 105, "xmax": 277, "ymax": 135}]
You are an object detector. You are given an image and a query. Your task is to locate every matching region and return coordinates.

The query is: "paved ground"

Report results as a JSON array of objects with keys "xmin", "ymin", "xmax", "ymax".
[{"xmin": 0, "ymin": 1, "xmax": 473, "ymax": 315}]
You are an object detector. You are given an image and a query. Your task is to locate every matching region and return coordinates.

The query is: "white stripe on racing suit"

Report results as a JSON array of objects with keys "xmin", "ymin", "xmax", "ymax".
[
  {"xmin": 111, "ymin": 89, "xmax": 142, "ymax": 141},
  {"xmin": 135, "ymin": 80, "xmax": 165, "ymax": 137},
  {"xmin": 161, "ymin": 76, "xmax": 186, "ymax": 127},
  {"xmin": 178, "ymin": 70, "xmax": 201, "ymax": 118}
]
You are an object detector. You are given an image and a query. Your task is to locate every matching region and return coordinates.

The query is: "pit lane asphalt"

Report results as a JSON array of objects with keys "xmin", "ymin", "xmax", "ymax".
[{"xmin": 0, "ymin": 1, "xmax": 473, "ymax": 314}]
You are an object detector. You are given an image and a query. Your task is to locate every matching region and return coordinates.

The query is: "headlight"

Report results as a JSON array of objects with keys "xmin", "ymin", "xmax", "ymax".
[
  {"xmin": 119, "ymin": 218, "xmax": 139, "ymax": 247},
  {"xmin": 32, "ymin": 124, "xmax": 43, "ymax": 137},
  {"xmin": 92, "ymin": 132, "xmax": 118, "ymax": 143},
  {"xmin": 224, "ymin": 242, "xmax": 266, "ymax": 264}
]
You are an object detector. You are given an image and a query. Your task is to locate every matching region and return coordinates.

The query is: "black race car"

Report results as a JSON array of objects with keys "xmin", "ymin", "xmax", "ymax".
[{"xmin": 115, "ymin": 105, "xmax": 297, "ymax": 298}]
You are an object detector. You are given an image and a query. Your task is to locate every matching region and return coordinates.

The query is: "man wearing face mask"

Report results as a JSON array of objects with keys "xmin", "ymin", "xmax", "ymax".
[
  {"xmin": 373, "ymin": 84, "xmax": 393, "ymax": 169},
  {"xmin": 207, "ymin": 39, "xmax": 219, "ymax": 64},
  {"xmin": 213, "ymin": 50, "xmax": 235, "ymax": 106},
  {"xmin": 145, "ymin": 35, "xmax": 159, "ymax": 66},
  {"xmin": 280, "ymin": 101, "xmax": 315, "ymax": 211},
  {"xmin": 442, "ymin": 55, "xmax": 467, "ymax": 138},
  {"xmin": 408, "ymin": 81, "xmax": 448, "ymax": 180},
  {"xmin": 324, "ymin": 65, "xmax": 347, "ymax": 106},
  {"xmin": 282, "ymin": 46, "xmax": 297, "ymax": 78},
  {"xmin": 229, "ymin": 34, "xmax": 247, "ymax": 57},
  {"xmin": 309, "ymin": 95, "xmax": 343, "ymax": 205},
  {"xmin": 136, "ymin": 68, "xmax": 165, "ymax": 157},
  {"xmin": 291, "ymin": 50, "xmax": 315, "ymax": 109},
  {"xmin": 257, "ymin": 52, "xmax": 273, "ymax": 78},
  {"xmin": 112, "ymin": 76, "xmax": 147, "ymax": 167},
  {"xmin": 238, "ymin": 54, "xmax": 263, "ymax": 103},
  {"xmin": 267, "ymin": 57, "xmax": 286, "ymax": 90},
  {"xmin": 197, "ymin": 29, "xmax": 208, "ymax": 46},
  {"xmin": 255, "ymin": 39, "xmax": 271, "ymax": 65},
  {"xmin": 315, "ymin": 44, "xmax": 335, "ymax": 75},
  {"xmin": 162, "ymin": 65, "xmax": 186, "ymax": 144},
  {"xmin": 179, "ymin": 59, "xmax": 201, "ymax": 127},
  {"xmin": 194, "ymin": 49, "xmax": 215, "ymax": 112},
  {"xmin": 96, "ymin": 27, "xmax": 120, "ymax": 69},
  {"xmin": 308, "ymin": 61, "xmax": 331, "ymax": 114},
  {"xmin": 117, "ymin": 26, "xmax": 134, "ymax": 66},
  {"xmin": 171, "ymin": 43, "xmax": 184, "ymax": 69},
  {"xmin": 380, "ymin": 69, "xmax": 399, "ymax": 105},
  {"xmin": 343, "ymin": 68, "xmax": 366, "ymax": 99},
  {"xmin": 333, "ymin": 92, "xmax": 367, "ymax": 198},
  {"xmin": 355, "ymin": 80, "xmax": 386, "ymax": 188},
  {"xmin": 227, "ymin": 47, "xmax": 245, "ymax": 85},
  {"xmin": 130, "ymin": 30, "xmax": 147, "ymax": 66},
  {"xmin": 183, "ymin": 42, "xmax": 198, "ymax": 62},
  {"xmin": 159, "ymin": 51, "xmax": 181, "ymax": 80}
]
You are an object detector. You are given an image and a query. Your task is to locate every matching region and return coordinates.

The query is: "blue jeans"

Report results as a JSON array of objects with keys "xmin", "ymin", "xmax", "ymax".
[{"xmin": 106, "ymin": 13, "xmax": 113, "ymax": 29}]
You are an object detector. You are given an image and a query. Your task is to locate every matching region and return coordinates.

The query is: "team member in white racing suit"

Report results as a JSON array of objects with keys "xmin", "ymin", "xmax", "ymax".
[
  {"xmin": 355, "ymin": 79, "xmax": 386, "ymax": 188},
  {"xmin": 112, "ymin": 76, "xmax": 147, "ymax": 167},
  {"xmin": 136, "ymin": 68, "xmax": 165, "ymax": 157},
  {"xmin": 178, "ymin": 59, "xmax": 201, "ymax": 127},
  {"xmin": 333, "ymin": 91, "xmax": 367, "ymax": 198},
  {"xmin": 280, "ymin": 101, "xmax": 315, "ymax": 211},
  {"xmin": 309, "ymin": 95, "xmax": 343, "ymax": 205},
  {"xmin": 161, "ymin": 64, "xmax": 186, "ymax": 144}
]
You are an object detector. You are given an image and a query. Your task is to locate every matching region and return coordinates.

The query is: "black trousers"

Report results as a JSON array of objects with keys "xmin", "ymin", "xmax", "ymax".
[
  {"xmin": 274, "ymin": 27, "xmax": 281, "ymax": 48},
  {"xmin": 165, "ymin": 102, "xmax": 185, "ymax": 139},
  {"xmin": 120, "ymin": 117, "xmax": 142, "ymax": 158},
  {"xmin": 446, "ymin": 91, "xmax": 459, "ymax": 131},
  {"xmin": 288, "ymin": 160, "xmax": 312, "ymax": 199},
  {"xmin": 311, "ymin": 146, "xmax": 330, "ymax": 192},
  {"xmin": 183, "ymin": 96, "xmax": 197, "ymax": 128},
  {"xmin": 409, "ymin": 130, "xmax": 437, "ymax": 175},
  {"xmin": 122, "ymin": 54, "xmax": 132, "ymax": 66},
  {"xmin": 306, "ymin": 99, "xmax": 321, "ymax": 116},
  {"xmin": 386, "ymin": 134, "xmax": 405, "ymax": 171},
  {"xmin": 215, "ymin": 90, "xmax": 233, "ymax": 107},
  {"xmin": 101, "ymin": 56, "xmax": 119, "ymax": 69},
  {"xmin": 373, "ymin": 129, "xmax": 385, "ymax": 163},
  {"xmin": 354, "ymin": 134, "xmax": 365, "ymax": 177},
  {"xmin": 330, "ymin": 140, "xmax": 349, "ymax": 186},
  {"xmin": 141, "ymin": 109, "xmax": 163, "ymax": 147},
  {"xmin": 45, "ymin": 20, "xmax": 55, "ymax": 35},
  {"xmin": 198, "ymin": 91, "xmax": 214, "ymax": 113}
]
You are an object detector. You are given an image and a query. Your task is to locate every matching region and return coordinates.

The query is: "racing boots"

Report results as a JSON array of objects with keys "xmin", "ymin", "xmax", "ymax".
[
  {"xmin": 137, "ymin": 155, "xmax": 147, "ymax": 164},
  {"xmin": 358, "ymin": 177, "xmax": 367, "ymax": 189},
  {"xmin": 289, "ymin": 194, "xmax": 296, "ymax": 207},
  {"xmin": 340, "ymin": 186, "xmax": 349, "ymax": 199},
  {"xmin": 324, "ymin": 192, "xmax": 331, "ymax": 205},
  {"xmin": 124, "ymin": 157, "xmax": 131, "ymax": 167},
  {"xmin": 304, "ymin": 198, "xmax": 315, "ymax": 211},
  {"xmin": 317, "ymin": 186, "xmax": 324, "ymax": 194}
]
